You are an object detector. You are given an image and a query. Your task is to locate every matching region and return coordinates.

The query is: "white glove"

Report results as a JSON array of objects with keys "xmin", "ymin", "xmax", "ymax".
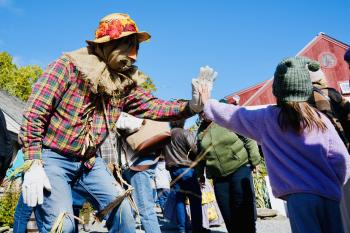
[
  {"xmin": 189, "ymin": 66, "xmax": 218, "ymax": 113},
  {"xmin": 116, "ymin": 112, "xmax": 144, "ymax": 134},
  {"xmin": 22, "ymin": 160, "xmax": 52, "ymax": 207},
  {"xmin": 198, "ymin": 65, "xmax": 217, "ymax": 92}
]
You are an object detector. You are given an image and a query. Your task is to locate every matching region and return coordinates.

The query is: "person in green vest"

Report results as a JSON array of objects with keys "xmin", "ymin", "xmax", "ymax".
[{"xmin": 196, "ymin": 99, "xmax": 261, "ymax": 233}]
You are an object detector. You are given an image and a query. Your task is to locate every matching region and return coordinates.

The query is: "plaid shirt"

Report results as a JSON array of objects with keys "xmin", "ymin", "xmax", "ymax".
[
  {"xmin": 98, "ymin": 133, "xmax": 118, "ymax": 165},
  {"xmin": 98, "ymin": 133, "xmax": 140, "ymax": 168},
  {"xmin": 309, "ymin": 83, "xmax": 350, "ymax": 152},
  {"xmin": 19, "ymin": 55, "xmax": 193, "ymax": 161}
]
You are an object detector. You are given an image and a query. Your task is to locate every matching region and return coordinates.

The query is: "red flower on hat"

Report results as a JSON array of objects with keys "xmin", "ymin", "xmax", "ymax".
[
  {"xmin": 107, "ymin": 20, "xmax": 123, "ymax": 39},
  {"xmin": 124, "ymin": 23, "xmax": 137, "ymax": 32},
  {"xmin": 95, "ymin": 17, "xmax": 139, "ymax": 40},
  {"xmin": 95, "ymin": 19, "xmax": 124, "ymax": 39},
  {"xmin": 95, "ymin": 22, "xmax": 109, "ymax": 38}
]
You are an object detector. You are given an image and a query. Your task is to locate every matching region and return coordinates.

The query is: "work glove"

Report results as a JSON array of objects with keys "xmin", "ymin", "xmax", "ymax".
[
  {"xmin": 189, "ymin": 66, "xmax": 218, "ymax": 113},
  {"xmin": 22, "ymin": 160, "xmax": 52, "ymax": 207},
  {"xmin": 116, "ymin": 112, "xmax": 144, "ymax": 134}
]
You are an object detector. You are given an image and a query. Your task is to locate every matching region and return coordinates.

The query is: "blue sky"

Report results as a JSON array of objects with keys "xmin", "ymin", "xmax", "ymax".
[{"xmin": 1, "ymin": 0, "xmax": 349, "ymax": 125}]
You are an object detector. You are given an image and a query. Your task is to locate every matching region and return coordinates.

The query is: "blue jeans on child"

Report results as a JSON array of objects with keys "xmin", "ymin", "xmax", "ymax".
[
  {"xmin": 123, "ymin": 165, "xmax": 162, "ymax": 233},
  {"xmin": 36, "ymin": 149, "xmax": 135, "ymax": 233},
  {"xmin": 169, "ymin": 167, "xmax": 203, "ymax": 233},
  {"xmin": 287, "ymin": 193, "xmax": 344, "ymax": 233}
]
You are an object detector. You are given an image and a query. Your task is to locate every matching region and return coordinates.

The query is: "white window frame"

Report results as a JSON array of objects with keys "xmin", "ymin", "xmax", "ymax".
[{"xmin": 338, "ymin": 81, "xmax": 350, "ymax": 95}]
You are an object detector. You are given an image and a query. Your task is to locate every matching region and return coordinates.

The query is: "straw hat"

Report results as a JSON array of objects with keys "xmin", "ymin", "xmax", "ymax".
[{"xmin": 86, "ymin": 13, "xmax": 151, "ymax": 44}]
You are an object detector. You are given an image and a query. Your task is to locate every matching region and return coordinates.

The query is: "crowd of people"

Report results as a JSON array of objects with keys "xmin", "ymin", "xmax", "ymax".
[{"xmin": 1, "ymin": 12, "xmax": 350, "ymax": 233}]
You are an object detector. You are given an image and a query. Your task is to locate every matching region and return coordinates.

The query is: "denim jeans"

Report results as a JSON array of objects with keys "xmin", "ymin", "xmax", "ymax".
[
  {"xmin": 36, "ymin": 149, "xmax": 135, "ymax": 233},
  {"xmin": 169, "ymin": 167, "xmax": 203, "ymax": 233},
  {"xmin": 71, "ymin": 190, "xmax": 87, "ymax": 233},
  {"xmin": 14, "ymin": 190, "xmax": 88, "ymax": 233},
  {"xmin": 156, "ymin": 188, "xmax": 170, "ymax": 210},
  {"xmin": 287, "ymin": 193, "xmax": 344, "ymax": 233},
  {"xmin": 123, "ymin": 165, "xmax": 162, "ymax": 233},
  {"xmin": 213, "ymin": 165, "xmax": 256, "ymax": 233},
  {"xmin": 13, "ymin": 194, "xmax": 43, "ymax": 233}
]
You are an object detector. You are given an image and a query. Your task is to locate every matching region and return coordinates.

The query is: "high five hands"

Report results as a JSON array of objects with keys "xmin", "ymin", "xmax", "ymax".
[{"xmin": 189, "ymin": 66, "xmax": 217, "ymax": 113}]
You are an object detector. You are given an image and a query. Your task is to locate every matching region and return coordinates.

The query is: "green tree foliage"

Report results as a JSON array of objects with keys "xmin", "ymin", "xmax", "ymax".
[
  {"xmin": 0, "ymin": 52, "xmax": 16, "ymax": 89},
  {"xmin": 0, "ymin": 183, "xmax": 21, "ymax": 227},
  {"xmin": 0, "ymin": 52, "xmax": 42, "ymax": 101}
]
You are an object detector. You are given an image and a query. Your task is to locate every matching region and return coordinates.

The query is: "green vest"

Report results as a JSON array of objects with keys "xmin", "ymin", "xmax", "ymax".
[{"xmin": 198, "ymin": 123, "xmax": 260, "ymax": 178}]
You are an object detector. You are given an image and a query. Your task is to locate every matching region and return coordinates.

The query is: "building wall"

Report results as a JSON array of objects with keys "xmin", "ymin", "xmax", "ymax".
[{"xmin": 301, "ymin": 35, "xmax": 350, "ymax": 95}]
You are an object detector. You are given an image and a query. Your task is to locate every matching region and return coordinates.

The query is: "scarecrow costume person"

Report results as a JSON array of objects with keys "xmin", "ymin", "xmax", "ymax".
[{"xmin": 18, "ymin": 13, "xmax": 216, "ymax": 233}]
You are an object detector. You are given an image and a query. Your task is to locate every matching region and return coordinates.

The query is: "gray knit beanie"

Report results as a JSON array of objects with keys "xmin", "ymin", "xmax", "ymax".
[{"xmin": 272, "ymin": 56, "xmax": 319, "ymax": 102}]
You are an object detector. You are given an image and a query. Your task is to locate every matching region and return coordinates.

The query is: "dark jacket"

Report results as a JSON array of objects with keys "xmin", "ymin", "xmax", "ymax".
[
  {"xmin": 163, "ymin": 127, "xmax": 197, "ymax": 169},
  {"xmin": 0, "ymin": 108, "xmax": 14, "ymax": 182},
  {"xmin": 197, "ymin": 122, "xmax": 261, "ymax": 179},
  {"xmin": 309, "ymin": 82, "xmax": 350, "ymax": 152}
]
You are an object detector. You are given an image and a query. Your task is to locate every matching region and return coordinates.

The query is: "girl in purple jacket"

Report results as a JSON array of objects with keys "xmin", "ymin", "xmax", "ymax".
[{"xmin": 200, "ymin": 57, "xmax": 350, "ymax": 233}]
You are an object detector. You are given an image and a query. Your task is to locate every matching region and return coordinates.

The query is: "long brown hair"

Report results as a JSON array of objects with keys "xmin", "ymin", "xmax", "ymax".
[{"xmin": 277, "ymin": 101, "xmax": 327, "ymax": 133}]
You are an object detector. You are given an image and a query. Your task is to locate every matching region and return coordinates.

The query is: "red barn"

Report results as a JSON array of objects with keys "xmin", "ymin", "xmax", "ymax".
[{"xmin": 226, "ymin": 33, "xmax": 350, "ymax": 106}]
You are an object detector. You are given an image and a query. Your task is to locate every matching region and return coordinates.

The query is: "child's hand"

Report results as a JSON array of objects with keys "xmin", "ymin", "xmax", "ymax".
[{"xmin": 199, "ymin": 84, "xmax": 210, "ymax": 106}]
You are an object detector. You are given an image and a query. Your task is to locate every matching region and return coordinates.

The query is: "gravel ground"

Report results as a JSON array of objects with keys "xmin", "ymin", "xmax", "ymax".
[{"xmin": 83, "ymin": 214, "xmax": 291, "ymax": 233}]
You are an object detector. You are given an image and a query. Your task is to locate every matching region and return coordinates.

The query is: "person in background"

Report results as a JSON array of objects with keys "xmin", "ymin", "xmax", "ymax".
[
  {"xmin": 154, "ymin": 156, "xmax": 171, "ymax": 210},
  {"xmin": 197, "ymin": 102, "xmax": 261, "ymax": 233},
  {"xmin": 163, "ymin": 119, "xmax": 209, "ymax": 233},
  {"xmin": 18, "ymin": 12, "xmax": 215, "ymax": 232},
  {"xmin": 308, "ymin": 66, "xmax": 350, "ymax": 152},
  {"xmin": 200, "ymin": 56, "xmax": 350, "ymax": 233},
  {"xmin": 344, "ymin": 48, "xmax": 350, "ymax": 69},
  {"xmin": 99, "ymin": 112, "xmax": 163, "ymax": 233},
  {"xmin": 0, "ymin": 108, "xmax": 14, "ymax": 184},
  {"xmin": 122, "ymin": 152, "xmax": 161, "ymax": 233},
  {"xmin": 307, "ymin": 62, "xmax": 350, "ymax": 233}
]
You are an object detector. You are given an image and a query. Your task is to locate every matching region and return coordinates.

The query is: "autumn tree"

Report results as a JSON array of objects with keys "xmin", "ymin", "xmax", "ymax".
[{"xmin": 0, "ymin": 52, "xmax": 42, "ymax": 101}]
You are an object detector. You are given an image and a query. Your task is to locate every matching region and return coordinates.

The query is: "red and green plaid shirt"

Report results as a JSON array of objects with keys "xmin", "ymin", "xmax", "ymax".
[{"xmin": 19, "ymin": 56, "xmax": 193, "ymax": 161}]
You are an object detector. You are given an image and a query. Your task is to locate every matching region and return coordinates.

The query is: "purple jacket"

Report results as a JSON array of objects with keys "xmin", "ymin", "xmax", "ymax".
[{"xmin": 204, "ymin": 99, "xmax": 350, "ymax": 201}]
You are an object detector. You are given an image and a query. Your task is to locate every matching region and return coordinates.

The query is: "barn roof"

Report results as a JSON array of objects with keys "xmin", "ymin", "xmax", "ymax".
[
  {"xmin": 226, "ymin": 33, "xmax": 350, "ymax": 106},
  {"xmin": 0, "ymin": 89, "xmax": 26, "ymax": 127}
]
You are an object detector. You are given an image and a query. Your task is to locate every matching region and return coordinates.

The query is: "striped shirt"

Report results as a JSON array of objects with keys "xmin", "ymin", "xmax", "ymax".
[{"xmin": 19, "ymin": 56, "xmax": 193, "ymax": 161}]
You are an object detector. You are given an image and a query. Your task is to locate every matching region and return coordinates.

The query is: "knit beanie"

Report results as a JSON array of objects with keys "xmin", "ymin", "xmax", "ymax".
[
  {"xmin": 345, "ymin": 48, "xmax": 350, "ymax": 62},
  {"xmin": 272, "ymin": 56, "xmax": 319, "ymax": 102}
]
